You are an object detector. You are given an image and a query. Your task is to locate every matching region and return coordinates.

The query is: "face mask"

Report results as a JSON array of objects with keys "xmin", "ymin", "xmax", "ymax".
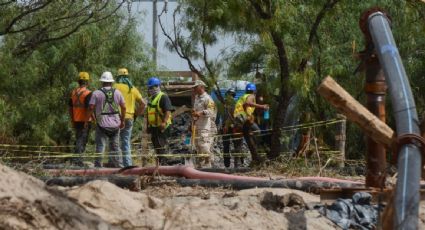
[{"xmin": 148, "ymin": 86, "xmax": 160, "ymax": 96}]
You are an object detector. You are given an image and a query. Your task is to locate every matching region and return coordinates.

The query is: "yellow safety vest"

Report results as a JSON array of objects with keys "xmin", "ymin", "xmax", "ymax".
[
  {"xmin": 233, "ymin": 93, "xmax": 255, "ymax": 118},
  {"xmin": 147, "ymin": 92, "xmax": 172, "ymax": 127}
]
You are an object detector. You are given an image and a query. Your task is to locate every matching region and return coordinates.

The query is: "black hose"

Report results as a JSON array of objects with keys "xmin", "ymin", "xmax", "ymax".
[
  {"xmin": 176, "ymin": 178, "xmax": 364, "ymax": 193},
  {"xmin": 43, "ymin": 175, "xmax": 140, "ymax": 191}
]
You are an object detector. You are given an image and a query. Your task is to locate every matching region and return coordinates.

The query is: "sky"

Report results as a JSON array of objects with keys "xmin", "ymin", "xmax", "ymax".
[{"xmin": 131, "ymin": 1, "xmax": 236, "ymax": 71}]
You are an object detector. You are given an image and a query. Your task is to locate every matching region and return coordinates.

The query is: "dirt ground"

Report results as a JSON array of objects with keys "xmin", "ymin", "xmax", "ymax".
[
  {"xmin": 66, "ymin": 180, "xmax": 338, "ymax": 230},
  {"xmin": 2, "ymin": 162, "xmax": 425, "ymax": 229}
]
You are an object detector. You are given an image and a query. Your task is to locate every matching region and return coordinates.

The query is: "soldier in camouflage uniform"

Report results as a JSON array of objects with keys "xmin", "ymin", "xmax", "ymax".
[{"xmin": 192, "ymin": 80, "xmax": 217, "ymax": 168}]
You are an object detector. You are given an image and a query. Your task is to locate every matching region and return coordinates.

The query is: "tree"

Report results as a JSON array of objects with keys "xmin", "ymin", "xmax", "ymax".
[
  {"xmin": 0, "ymin": 2, "xmax": 155, "ymax": 145},
  {"xmin": 166, "ymin": 0, "xmax": 425, "ymax": 160},
  {"xmin": 0, "ymin": 0, "xmax": 126, "ymax": 55},
  {"xmin": 158, "ymin": 1, "xmax": 231, "ymax": 102}
]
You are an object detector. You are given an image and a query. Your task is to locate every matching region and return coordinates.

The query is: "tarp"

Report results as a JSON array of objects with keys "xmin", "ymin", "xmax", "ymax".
[{"xmin": 315, "ymin": 192, "xmax": 382, "ymax": 230}]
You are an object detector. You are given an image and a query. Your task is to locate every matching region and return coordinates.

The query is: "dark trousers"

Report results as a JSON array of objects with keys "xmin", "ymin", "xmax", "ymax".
[
  {"xmin": 223, "ymin": 129, "xmax": 244, "ymax": 168},
  {"xmin": 73, "ymin": 122, "xmax": 91, "ymax": 165},
  {"xmin": 258, "ymin": 122, "xmax": 271, "ymax": 154},
  {"xmin": 149, "ymin": 127, "xmax": 169, "ymax": 164},
  {"xmin": 242, "ymin": 121, "xmax": 261, "ymax": 164}
]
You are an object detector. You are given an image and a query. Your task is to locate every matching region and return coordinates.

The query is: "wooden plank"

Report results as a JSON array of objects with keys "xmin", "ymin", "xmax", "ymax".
[{"xmin": 317, "ymin": 76, "xmax": 394, "ymax": 148}]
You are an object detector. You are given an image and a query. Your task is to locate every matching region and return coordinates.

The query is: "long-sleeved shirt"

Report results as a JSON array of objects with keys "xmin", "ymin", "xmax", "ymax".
[{"xmin": 193, "ymin": 92, "xmax": 217, "ymax": 131}]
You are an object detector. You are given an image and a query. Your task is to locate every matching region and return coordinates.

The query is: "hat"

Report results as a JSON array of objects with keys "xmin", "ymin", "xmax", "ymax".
[
  {"xmin": 78, "ymin": 72, "xmax": 90, "ymax": 81},
  {"xmin": 192, "ymin": 80, "xmax": 207, "ymax": 88},
  {"xmin": 100, "ymin": 71, "xmax": 114, "ymax": 82},
  {"xmin": 118, "ymin": 68, "xmax": 128, "ymax": 76}
]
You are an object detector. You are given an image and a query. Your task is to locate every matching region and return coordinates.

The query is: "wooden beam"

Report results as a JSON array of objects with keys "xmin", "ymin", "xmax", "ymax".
[{"xmin": 317, "ymin": 76, "xmax": 394, "ymax": 148}]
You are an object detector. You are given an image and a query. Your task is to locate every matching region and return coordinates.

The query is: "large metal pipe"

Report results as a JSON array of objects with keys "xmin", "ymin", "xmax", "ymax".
[
  {"xmin": 364, "ymin": 54, "xmax": 387, "ymax": 188},
  {"xmin": 364, "ymin": 10, "xmax": 422, "ymax": 229}
]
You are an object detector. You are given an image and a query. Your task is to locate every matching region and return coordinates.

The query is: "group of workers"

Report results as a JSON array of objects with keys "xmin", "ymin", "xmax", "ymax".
[{"xmin": 69, "ymin": 70, "xmax": 269, "ymax": 168}]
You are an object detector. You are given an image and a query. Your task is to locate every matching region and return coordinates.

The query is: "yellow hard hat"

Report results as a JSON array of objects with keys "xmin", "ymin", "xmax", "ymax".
[
  {"xmin": 78, "ymin": 72, "xmax": 90, "ymax": 81},
  {"xmin": 118, "ymin": 68, "xmax": 129, "ymax": 76}
]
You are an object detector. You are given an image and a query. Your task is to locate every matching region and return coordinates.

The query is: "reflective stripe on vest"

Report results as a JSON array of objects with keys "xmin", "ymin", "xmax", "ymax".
[
  {"xmin": 233, "ymin": 93, "xmax": 255, "ymax": 118},
  {"xmin": 71, "ymin": 87, "xmax": 91, "ymax": 122},
  {"xmin": 147, "ymin": 92, "xmax": 172, "ymax": 127}
]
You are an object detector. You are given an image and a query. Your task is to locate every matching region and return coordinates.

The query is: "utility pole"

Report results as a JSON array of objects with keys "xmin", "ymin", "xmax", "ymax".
[
  {"xmin": 132, "ymin": 0, "xmax": 174, "ymax": 67},
  {"xmin": 152, "ymin": 0, "xmax": 158, "ymax": 66}
]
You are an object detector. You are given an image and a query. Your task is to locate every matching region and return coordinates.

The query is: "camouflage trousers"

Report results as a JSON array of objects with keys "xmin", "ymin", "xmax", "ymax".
[{"xmin": 195, "ymin": 129, "xmax": 214, "ymax": 168}]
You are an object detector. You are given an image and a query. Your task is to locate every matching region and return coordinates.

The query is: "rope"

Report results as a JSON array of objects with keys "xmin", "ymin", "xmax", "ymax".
[{"xmin": 0, "ymin": 118, "xmax": 345, "ymax": 149}]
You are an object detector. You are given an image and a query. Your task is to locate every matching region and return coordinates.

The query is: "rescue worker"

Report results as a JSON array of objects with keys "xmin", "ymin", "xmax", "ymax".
[
  {"xmin": 146, "ymin": 77, "xmax": 172, "ymax": 165},
  {"xmin": 254, "ymin": 95, "xmax": 271, "ymax": 154},
  {"xmin": 69, "ymin": 72, "xmax": 92, "ymax": 166},
  {"xmin": 233, "ymin": 83, "xmax": 269, "ymax": 165},
  {"xmin": 222, "ymin": 88, "xmax": 241, "ymax": 168},
  {"xmin": 114, "ymin": 68, "xmax": 146, "ymax": 167},
  {"xmin": 192, "ymin": 80, "xmax": 217, "ymax": 168},
  {"xmin": 86, "ymin": 71, "xmax": 126, "ymax": 168}
]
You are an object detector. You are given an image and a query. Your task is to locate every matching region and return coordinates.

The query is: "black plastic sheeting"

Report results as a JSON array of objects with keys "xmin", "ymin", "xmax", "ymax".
[{"xmin": 315, "ymin": 192, "xmax": 383, "ymax": 230}]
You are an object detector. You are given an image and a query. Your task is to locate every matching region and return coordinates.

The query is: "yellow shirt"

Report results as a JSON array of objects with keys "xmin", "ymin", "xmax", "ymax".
[{"xmin": 114, "ymin": 83, "xmax": 143, "ymax": 119}]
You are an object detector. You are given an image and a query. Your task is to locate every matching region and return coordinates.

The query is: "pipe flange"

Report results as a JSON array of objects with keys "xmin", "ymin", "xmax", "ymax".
[{"xmin": 391, "ymin": 134, "xmax": 425, "ymax": 168}]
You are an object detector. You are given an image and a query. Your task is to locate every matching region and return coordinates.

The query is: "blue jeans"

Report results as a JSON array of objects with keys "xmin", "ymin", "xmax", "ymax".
[
  {"xmin": 120, "ymin": 119, "xmax": 134, "ymax": 167},
  {"xmin": 94, "ymin": 125, "xmax": 123, "ymax": 167}
]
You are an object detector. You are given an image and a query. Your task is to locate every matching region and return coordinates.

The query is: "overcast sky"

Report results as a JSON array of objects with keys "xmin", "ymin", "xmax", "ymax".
[{"xmin": 132, "ymin": 1, "xmax": 236, "ymax": 71}]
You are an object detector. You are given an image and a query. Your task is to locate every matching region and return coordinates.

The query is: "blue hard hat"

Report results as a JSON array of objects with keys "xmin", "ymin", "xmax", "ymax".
[
  {"xmin": 246, "ymin": 83, "xmax": 256, "ymax": 91},
  {"xmin": 147, "ymin": 77, "xmax": 161, "ymax": 87}
]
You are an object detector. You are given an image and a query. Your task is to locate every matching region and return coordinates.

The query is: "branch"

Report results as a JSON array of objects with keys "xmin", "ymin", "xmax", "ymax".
[
  {"xmin": 12, "ymin": 0, "xmax": 126, "ymax": 55},
  {"xmin": 0, "ymin": 0, "xmax": 54, "ymax": 35},
  {"xmin": 200, "ymin": 0, "xmax": 213, "ymax": 76},
  {"xmin": 248, "ymin": 0, "xmax": 272, "ymax": 19},
  {"xmin": 298, "ymin": 0, "xmax": 340, "ymax": 72},
  {"xmin": 0, "ymin": 0, "xmax": 14, "ymax": 7},
  {"xmin": 158, "ymin": 6, "xmax": 203, "ymax": 78}
]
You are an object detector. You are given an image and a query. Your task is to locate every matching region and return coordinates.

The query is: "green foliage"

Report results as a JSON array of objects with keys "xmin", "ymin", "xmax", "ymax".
[
  {"xmin": 177, "ymin": 0, "xmax": 425, "ymax": 159},
  {"xmin": 0, "ymin": 5, "xmax": 154, "ymax": 145}
]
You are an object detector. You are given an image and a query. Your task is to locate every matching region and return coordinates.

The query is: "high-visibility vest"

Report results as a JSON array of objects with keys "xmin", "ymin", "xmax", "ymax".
[
  {"xmin": 71, "ymin": 86, "xmax": 91, "ymax": 122},
  {"xmin": 233, "ymin": 93, "xmax": 255, "ymax": 118},
  {"xmin": 147, "ymin": 92, "xmax": 172, "ymax": 128}
]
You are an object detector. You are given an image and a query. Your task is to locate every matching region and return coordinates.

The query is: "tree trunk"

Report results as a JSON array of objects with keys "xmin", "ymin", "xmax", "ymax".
[{"xmin": 268, "ymin": 31, "xmax": 293, "ymax": 160}]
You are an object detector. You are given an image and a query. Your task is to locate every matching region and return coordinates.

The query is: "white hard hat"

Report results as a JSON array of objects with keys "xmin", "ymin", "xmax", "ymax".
[{"xmin": 100, "ymin": 71, "xmax": 114, "ymax": 82}]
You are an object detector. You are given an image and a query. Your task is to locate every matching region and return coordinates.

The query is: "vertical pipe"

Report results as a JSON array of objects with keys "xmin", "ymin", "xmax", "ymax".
[
  {"xmin": 364, "ymin": 55, "xmax": 387, "ymax": 188},
  {"xmin": 367, "ymin": 11, "xmax": 421, "ymax": 229}
]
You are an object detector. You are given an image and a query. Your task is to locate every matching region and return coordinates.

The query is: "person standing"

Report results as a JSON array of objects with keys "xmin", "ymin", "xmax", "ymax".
[
  {"xmin": 222, "ymin": 88, "xmax": 241, "ymax": 168},
  {"xmin": 86, "ymin": 71, "xmax": 126, "ymax": 168},
  {"xmin": 146, "ymin": 77, "xmax": 172, "ymax": 165},
  {"xmin": 233, "ymin": 83, "xmax": 269, "ymax": 165},
  {"xmin": 114, "ymin": 68, "xmax": 146, "ymax": 167},
  {"xmin": 254, "ymin": 95, "xmax": 272, "ymax": 154},
  {"xmin": 192, "ymin": 80, "xmax": 217, "ymax": 168},
  {"xmin": 69, "ymin": 72, "xmax": 92, "ymax": 166}
]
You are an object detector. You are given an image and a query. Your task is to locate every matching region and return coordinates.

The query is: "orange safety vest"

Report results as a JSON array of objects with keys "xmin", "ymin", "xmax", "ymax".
[{"xmin": 71, "ymin": 86, "xmax": 91, "ymax": 122}]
